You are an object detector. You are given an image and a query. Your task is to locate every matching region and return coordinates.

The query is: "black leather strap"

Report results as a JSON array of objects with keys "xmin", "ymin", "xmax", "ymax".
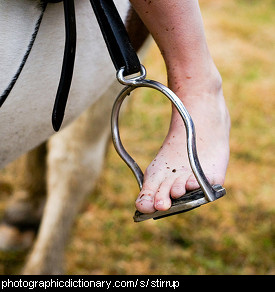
[
  {"xmin": 51, "ymin": 0, "xmax": 76, "ymax": 131},
  {"xmin": 1, "ymin": 0, "xmax": 141, "ymax": 131},
  {"xmin": 89, "ymin": 0, "xmax": 141, "ymax": 76}
]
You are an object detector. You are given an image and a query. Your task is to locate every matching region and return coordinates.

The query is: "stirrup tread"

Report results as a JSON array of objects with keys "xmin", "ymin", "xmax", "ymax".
[{"xmin": 133, "ymin": 184, "xmax": 226, "ymax": 222}]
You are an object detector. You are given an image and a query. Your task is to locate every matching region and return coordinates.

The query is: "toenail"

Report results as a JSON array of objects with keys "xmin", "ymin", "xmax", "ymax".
[
  {"xmin": 155, "ymin": 200, "xmax": 164, "ymax": 206},
  {"xmin": 137, "ymin": 196, "xmax": 153, "ymax": 203}
]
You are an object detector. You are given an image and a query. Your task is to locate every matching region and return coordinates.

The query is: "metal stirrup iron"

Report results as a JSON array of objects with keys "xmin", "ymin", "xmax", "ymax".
[{"xmin": 93, "ymin": 0, "xmax": 227, "ymax": 222}]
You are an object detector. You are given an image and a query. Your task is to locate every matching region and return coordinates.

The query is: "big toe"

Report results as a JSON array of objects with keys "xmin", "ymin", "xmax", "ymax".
[{"xmin": 135, "ymin": 190, "xmax": 156, "ymax": 213}]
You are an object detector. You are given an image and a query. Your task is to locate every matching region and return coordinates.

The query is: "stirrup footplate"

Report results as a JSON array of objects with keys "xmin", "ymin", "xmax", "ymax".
[{"xmin": 133, "ymin": 184, "xmax": 226, "ymax": 222}]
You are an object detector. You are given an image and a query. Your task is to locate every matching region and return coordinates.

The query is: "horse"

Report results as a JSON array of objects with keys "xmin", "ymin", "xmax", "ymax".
[{"xmin": 0, "ymin": 0, "xmax": 149, "ymax": 274}]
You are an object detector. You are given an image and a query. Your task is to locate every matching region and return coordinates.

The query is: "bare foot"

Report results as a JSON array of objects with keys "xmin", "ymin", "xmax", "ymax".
[
  {"xmin": 135, "ymin": 70, "xmax": 230, "ymax": 213},
  {"xmin": 129, "ymin": 0, "xmax": 231, "ymax": 214}
]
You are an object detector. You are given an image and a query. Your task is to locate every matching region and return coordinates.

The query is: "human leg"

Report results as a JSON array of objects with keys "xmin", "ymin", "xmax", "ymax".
[{"xmin": 130, "ymin": 0, "xmax": 231, "ymax": 213}]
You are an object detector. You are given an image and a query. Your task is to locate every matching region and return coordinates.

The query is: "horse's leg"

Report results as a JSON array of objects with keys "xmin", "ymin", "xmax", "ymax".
[
  {"xmin": 0, "ymin": 143, "xmax": 47, "ymax": 251},
  {"xmin": 22, "ymin": 81, "xmax": 121, "ymax": 275}
]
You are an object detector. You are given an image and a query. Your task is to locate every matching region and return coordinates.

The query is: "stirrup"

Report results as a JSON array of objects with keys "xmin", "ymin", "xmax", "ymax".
[{"xmin": 111, "ymin": 65, "xmax": 226, "ymax": 222}]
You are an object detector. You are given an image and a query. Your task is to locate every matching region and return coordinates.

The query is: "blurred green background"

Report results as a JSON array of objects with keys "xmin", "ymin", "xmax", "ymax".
[{"xmin": 1, "ymin": 0, "xmax": 275, "ymax": 274}]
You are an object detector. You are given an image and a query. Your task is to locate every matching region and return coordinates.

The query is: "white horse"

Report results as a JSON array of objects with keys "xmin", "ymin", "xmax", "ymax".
[{"xmin": 0, "ymin": 0, "xmax": 149, "ymax": 274}]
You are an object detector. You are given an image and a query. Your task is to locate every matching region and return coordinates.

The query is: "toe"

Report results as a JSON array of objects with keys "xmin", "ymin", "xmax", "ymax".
[
  {"xmin": 154, "ymin": 179, "xmax": 174, "ymax": 211},
  {"xmin": 135, "ymin": 190, "xmax": 156, "ymax": 214},
  {"xmin": 170, "ymin": 176, "xmax": 187, "ymax": 199},
  {"xmin": 212, "ymin": 173, "xmax": 225, "ymax": 186},
  {"xmin": 185, "ymin": 174, "xmax": 201, "ymax": 191},
  {"xmin": 186, "ymin": 173, "xmax": 221, "ymax": 191}
]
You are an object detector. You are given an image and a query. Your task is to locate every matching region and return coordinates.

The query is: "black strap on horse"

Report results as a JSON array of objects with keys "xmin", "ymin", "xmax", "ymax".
[
  {"xmin": 89, "ymin": 0, "xmax": 141, "ymax": 76},
  {"xmin": 0, "ymin": 0, "xmax": 140, "ymax": 132},
  {"xmin": 53, "ymin": 0, "xmax": 142, "ymax": 131},
  {"xmin": 50, "ymin": 0, "xmax": 76, "ymax": 131},
  {"xmin": 52, "ymin": 0, "xmax": 141, "ymax": 131}
]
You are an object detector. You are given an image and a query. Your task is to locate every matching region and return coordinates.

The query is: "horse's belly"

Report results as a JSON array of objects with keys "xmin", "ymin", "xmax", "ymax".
[{"xmin": 0, "ymin": 0, "xmax": 129, "ymax": 168}]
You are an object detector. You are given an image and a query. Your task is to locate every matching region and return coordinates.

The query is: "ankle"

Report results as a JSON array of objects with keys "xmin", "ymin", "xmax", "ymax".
[{"xmin": 168, "ymin": 62, "xmax": 223, "ymax": 100}]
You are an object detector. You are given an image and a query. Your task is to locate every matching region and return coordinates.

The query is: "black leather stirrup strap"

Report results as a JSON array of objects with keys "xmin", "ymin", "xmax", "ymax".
[
  {"xmin": 1, "ymin": 0, "xmax": 139, "ymax": 131},
  {"xmin": 89, "ymin": 0, "xmax": 141, "ymax": 76},
  {"xmin": 53, "ymin": 0, "xmax": 140, "ymax": 131},
  {"xmin": 52, "ymin": 0, "xmax": 76, "ymax": 131}
]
